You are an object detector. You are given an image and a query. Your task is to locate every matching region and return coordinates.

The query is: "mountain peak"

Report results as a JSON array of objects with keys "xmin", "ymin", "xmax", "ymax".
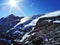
[{"xmin": 7, "ymin": 14, "xmax": 16, "ymax": 18}]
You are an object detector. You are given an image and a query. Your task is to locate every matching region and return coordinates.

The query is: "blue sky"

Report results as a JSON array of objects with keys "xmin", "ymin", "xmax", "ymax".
[{"xmin": 0, "ymin": 0, "xmax": 60, "ymax": 18}]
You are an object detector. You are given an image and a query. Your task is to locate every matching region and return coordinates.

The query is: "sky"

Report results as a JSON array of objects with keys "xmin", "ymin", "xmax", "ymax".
[{"xmin": 0, "ymin": 0, "xmax": 60, "ymax": 18}]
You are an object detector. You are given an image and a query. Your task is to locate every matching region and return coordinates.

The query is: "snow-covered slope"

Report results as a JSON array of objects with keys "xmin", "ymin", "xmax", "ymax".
[
  {"xmin": 11, "ymin": 15, "xmax": 42, "ymax": 30},
  {"xmin": 40, "ymin": 10, "xmax": 60, "ymax": 18},
  {"xmin": 23, "ymin": 17, "xmax": 41, "ymax": 28},
  {"xmin": 8, "ymin": 10, "xmax": 60, "ymax": 35},
  {"xmin": 7, "ymin": 14, "xmax": 42, "ymax": 37}
]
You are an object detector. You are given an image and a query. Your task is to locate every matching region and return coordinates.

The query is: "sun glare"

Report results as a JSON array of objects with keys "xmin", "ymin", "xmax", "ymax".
[
  {"xmin": 0, "ymin": 0, "xmax": 25, "ymax": 15},
  {"xmin": 9, "ymin": 0, "xmax": 17, "ymax": 7},
  {"xmin": 8, "ymin": 0, "xmax": 19, "ymax": 13}
]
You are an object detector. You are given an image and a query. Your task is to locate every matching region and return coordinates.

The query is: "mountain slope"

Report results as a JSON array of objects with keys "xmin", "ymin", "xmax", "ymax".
[
  {"xmin": 34, "ymin": 10, "xmax": 60, "ymax": 45},
  {"xmin": 7, "ymin": 14, "xmax": 42, "ymax": 35},
  {"xmin": 0, "ymin": 11, "xmax": 60, "ymax": 45},
  {"xmin": 0, "ymin": 14, "xmax": 23, "ymax": 33}
]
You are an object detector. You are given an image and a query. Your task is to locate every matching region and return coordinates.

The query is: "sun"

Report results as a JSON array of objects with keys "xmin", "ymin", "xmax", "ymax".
[
  {"xmin": 8, "ymin": 0, "xmax": 19, "ymax": 13},
  {"xmin": 8, "ymin": 0, "xmax": 25, "ymax": 15},
  {"xmin": 9, "ymin": 0, "xmax": 17, "ymax": 7},
  {"xmin": 0, "ymin": 0, "xmax": 25, "ymax": 15}
]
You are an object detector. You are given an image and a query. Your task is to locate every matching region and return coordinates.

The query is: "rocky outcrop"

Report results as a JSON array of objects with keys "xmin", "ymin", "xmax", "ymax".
[
  {"xmin": 34, "ymin": 15, "xmax": 60, "ymax": 45},
  {"xmin": 0, "ymin": 14, "xmax": 23, "ymax": 33}
]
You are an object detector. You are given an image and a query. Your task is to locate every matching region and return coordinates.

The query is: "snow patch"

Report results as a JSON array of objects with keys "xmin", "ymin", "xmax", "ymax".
[{"xmin": 53, "ymin": 20, "xmax": 60, "ymax": 23}]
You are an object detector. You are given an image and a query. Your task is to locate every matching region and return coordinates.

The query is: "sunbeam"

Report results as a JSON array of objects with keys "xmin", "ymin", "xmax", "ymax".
[{"xmin": 0, "ymin": 0, "xmax": 25, "ymax": 15}]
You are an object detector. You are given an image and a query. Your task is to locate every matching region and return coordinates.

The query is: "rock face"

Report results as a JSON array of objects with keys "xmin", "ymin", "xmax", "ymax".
[
  {"xmin": 34, "ymin": 13, "xmax": 60, "ymax": 45},
  {"xmin": 0, "ymin": 14, "xmax": 23, "ymax": 33}
]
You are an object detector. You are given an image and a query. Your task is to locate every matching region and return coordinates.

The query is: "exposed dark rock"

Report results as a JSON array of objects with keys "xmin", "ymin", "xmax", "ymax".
[
  {"xmin": 34, "ymin": 15, "xmax": 60, "ymax": 45},
  {"xmin": 0, "ymin": 14, "xmax": 23, "ymax": 33}
]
